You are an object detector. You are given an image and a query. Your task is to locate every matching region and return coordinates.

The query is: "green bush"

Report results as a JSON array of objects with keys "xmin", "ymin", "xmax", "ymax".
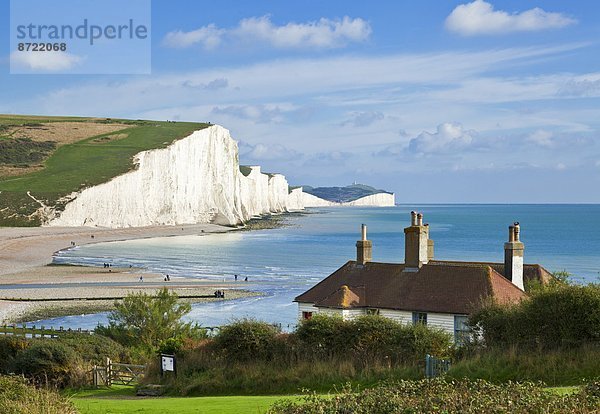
[
  {"xmin": 295, "ymin": 315, "xmax": 452, "ymax": 363},
  {"xmin": 12, "ymin": 342, "xmax": 81, "ymax": 387},
  {"xmin": 471, "ymin": 284, "xmax": 600, "ymax": 348},
  {"xmin": 0, "ymin": 336, "xmax": 29, "ymax": 372},
  {"xmin": 448, "ymin": 344, "xmax": 600, "ymax": 386},
  {"xmin": 97, "ymin": 288, "xmax": 204, "ymax": 354},
  {"xmin": 0, "ymin": 375, "xmax": 77, "ymax": 414},
  {"xmin": 37, "ymin": 333, "xmax": 130, "ymax": 365},
  {"xmin": 158, "ymin": 337, "xmax": 185, "ymax": 356},
  {"xmin": 295, "ymin": 314, "xmax": 348, "ymax": 358},
  {"xmin": 213, "ymin": 319, "xmax": 280, "ymax": 362},
  {"xmin": 268, "ymin": 379, "xmax": 600, "ymax": 414}
]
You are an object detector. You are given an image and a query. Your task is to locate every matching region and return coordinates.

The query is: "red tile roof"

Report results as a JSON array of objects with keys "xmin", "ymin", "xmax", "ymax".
[{"xmin": 294, "ymin": 260, "xmax": 540, "ymax": 314}]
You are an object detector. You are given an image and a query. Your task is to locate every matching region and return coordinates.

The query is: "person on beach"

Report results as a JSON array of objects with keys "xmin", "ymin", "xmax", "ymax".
[
  {"xmin": 139, "ymin": 275, "xmax": 144, "ymax": 282},
  {"xmin": 234, "ymin": 274, "xmax": 238, "ymax": 281},
  {"xmin": 244, "ymin": 276, "xmax": 248, "ymax": 282},
  {"xmin": 166, "ymin": 274, "xmax": 170, "ymax": 281}
]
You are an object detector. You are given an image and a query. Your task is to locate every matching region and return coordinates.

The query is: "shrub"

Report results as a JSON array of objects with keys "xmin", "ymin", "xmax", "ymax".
[
  {"xmin": 584, "ymin": 379, "xmax": 600, "ymax": 398},
  {"xmin": 391, "ymin": 322, "xmax": 453, "ymax": 362},
  {"xmin": 36, "ymin": 333, "xmax": 130, "ymax": 365},
  {"xmin": 447, "ymin": 344, "xmax": 600, "ymax": 386},
  {"xmin": 0, "ymin": 375, "xmax": 77, "ymax": 414},
  {"xmin": 12, "ymin": 342, "xmax": 80, "ymax": 387},
  {"xmin": 0, "ymin": 336, "xmax": 29, "ymax": 372},
  {"xmin": 268, "ymin": 379, "xmax": 600, "ymax": 414},
  {"xmin": 295, "ymin": 314, "xmax": 348, "ymax": 358},
  {"xmin": 471, "ymin": 284, "xmax": 600, "ymax": 348},
  {"xmin": 295, "ymin": 314, "xmax": 452, "ymax": 363},
  {"xmin": 158, "ymin": 337, "xmax": 185, "ymax": 356},
  {"xmin": 213, "ymin": 319, "xmax": 280, "ymax": 362},
  {"xmin": 97, "ymin": 288, "xmax": 204, "ymax": 353}
]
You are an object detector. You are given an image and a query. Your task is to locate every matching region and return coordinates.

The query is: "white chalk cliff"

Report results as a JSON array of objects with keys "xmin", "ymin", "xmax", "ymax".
[
  {"xmin": 302, "ymin": 192, "xmax": 395, "ymax": 207},
  {"xmin": 48, "ymin": 125, "xmax": 303, "ymax": 228},
  {"xmin": 46, "ymin": 125, "xmax": 393, "ymax": 228}
]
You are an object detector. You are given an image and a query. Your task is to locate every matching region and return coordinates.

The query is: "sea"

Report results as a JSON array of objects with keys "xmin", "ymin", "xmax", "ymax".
[{"xmin": 38, "ymin": 204, "xmax": 600, "ymax": 329}]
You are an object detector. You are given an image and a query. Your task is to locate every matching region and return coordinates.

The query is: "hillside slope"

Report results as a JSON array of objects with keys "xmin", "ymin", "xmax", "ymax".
[{"xmin": 0, "ymin": 115, "xmax": 207, "ymax": 226}]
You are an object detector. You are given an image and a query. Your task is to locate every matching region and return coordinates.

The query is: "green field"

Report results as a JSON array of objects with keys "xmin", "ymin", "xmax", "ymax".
[
  {"xmin": 69, "ymin": 385, "xmax": 579, "ymax": 414},
  {"xmin": 69, "ymin": 387, "xmax": 297, "ymax": 414},
  {"xmin": 0, "ymin": 115, "xmax": 208, "ymax": 226}
]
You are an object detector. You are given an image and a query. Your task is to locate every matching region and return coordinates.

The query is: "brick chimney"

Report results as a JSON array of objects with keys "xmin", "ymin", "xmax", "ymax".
[
  {"xmin": 356, "ymin": 224, "xmax": 372, "ymax": 265},
  {"xmin": 504, "ymin": 222, "xmax": 524, "ymax": 290},
  {"xmin": 404, "ymin": 211, "xmax": 431, "ymax": 270}
]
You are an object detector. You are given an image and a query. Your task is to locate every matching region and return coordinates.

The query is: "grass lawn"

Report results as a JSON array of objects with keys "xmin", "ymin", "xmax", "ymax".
[
  {"xmin": 546, "ymin": 386, "xmax": 579, "ymax": 395},
  {"xmin": 69, "ymin": 387, "xmax": 297, "ymax": 414}
]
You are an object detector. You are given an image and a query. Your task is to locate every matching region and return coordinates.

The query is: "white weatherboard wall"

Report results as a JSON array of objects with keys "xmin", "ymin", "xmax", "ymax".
[
  {"xmin": 48, "ymin": 125, "xmax": 303, "ymax": 228},
  {"xmin": 298, "ymin": 304, "xmax": 458, "ymax": 337}
]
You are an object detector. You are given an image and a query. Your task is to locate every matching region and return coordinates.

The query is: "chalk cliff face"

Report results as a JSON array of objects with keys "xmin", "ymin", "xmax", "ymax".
[
  {"xmin": 48, "ymin": 126, "xmax": 302, "ymax": 228},
  {"xmin": 302, "ymin": 192, "xmax": 395, "ymax": 207},
  {"xmin": 345, "ymin": 193, "xmax": 395, "ymax": 206}
]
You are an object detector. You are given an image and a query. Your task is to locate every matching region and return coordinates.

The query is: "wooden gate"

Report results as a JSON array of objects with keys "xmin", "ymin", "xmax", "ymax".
[
  {"xmin": 425, "ymin": 354, "xmax": 451, "ymax": 378},
  {"xmin": 92, "ymin": 358, "xmax": 146, "ymax": 387}
]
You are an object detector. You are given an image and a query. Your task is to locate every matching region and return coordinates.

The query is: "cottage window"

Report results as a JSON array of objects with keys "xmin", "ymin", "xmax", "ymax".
[
  {"xmin": 454, "ymin": 315, "xmax": 470, "ymax": 344},
  {"xmin": 366, "ymin": 309, "xmax": 380, "ymax": 315},
  {"xmin": 412, "ymin": 312, "xmax": 427, "ymax": 325},
  {"xmin": 302, "ymin": 311, "xmax": 313, "ymax": 320}
]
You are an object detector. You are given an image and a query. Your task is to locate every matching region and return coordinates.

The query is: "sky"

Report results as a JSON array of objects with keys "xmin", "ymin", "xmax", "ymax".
[{"xmin": 2, "ymin": 0, "xmax": 600, "ymax": 203}]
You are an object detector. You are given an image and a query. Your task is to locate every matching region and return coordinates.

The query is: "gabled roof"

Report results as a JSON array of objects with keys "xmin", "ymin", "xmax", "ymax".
[
  {"xmin": 314, "ymin": 285, "xmax": 365, "ymax": 309},
  {"xmin": 430, "ymin": 260, "xmax": 553, "ymax": 286},
  {"xmin": 295, "ymin": 260, "xmax": 533, "ymax": 315}
]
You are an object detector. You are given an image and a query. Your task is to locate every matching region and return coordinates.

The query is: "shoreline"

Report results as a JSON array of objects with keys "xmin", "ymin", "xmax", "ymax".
[{"xmin": 0, "ymin": 222, "xmax": 252, "ymax": 324}]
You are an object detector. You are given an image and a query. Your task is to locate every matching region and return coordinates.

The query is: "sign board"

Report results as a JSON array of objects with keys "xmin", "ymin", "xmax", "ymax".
[{"xmin": 161, "ymin": 355, "xmax": 175, "ymax": 372}]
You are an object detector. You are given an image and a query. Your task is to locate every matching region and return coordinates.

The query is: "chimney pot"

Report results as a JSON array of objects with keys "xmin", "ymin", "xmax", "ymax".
[
  {"xmin": 361, "ymin": 224, "xmax": 367, "ymax": 241},
  {"xmin": 513, "ymin": 222, "xmax": 520, "ymax": 241},
  {"xmin": 417, "ymin": 213, "xmax": 423, "ymax": 226},
  {"xmin": 508, "ymin": 225, "xmax": 515, "ymax": 242},
  {"xmin": 410, "ymin": 211, "xmax": 417, "ymax": 226}
]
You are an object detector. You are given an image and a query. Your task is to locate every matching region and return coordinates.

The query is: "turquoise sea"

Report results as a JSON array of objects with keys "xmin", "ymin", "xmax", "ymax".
[{"xmin": 41, "ymin": 205, "xmax": 600, "ymax": 329}]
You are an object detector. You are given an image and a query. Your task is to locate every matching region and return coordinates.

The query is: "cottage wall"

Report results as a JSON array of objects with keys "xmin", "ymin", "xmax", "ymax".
[{"xmin": 298, "ymin": 303, "xmax": 459, "ymax": 338}]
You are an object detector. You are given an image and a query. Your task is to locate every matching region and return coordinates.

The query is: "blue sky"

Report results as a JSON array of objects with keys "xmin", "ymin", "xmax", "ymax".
[{"xmin": 2, "ymin": 0, "xmax": 600, "ymax": 202}]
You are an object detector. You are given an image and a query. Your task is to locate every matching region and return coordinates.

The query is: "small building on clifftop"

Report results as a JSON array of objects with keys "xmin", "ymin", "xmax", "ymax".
[{"xmin": 294, "ymin": 211, "xmax": 552, "ymax": 342}]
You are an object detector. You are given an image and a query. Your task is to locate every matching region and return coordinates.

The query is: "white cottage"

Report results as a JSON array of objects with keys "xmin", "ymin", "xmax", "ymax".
[{"xmin": 294, "ymin": 211, "xmax": 552, "ymax": 342}]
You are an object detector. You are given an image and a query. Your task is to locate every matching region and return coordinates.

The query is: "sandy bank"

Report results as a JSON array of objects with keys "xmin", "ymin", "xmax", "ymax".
[
  {"xmin": 0, "ymin": 223, "xmax": 250, "ymax": 324},
  {"xmin": 0, "ymin": 223, "xmax": 232, "ymax": 276}
]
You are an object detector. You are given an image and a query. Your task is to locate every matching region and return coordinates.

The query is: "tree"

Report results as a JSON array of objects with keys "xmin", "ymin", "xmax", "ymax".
[{"xmin": 97, "ymin": 288, "xmax": 203, "ymax": 352}]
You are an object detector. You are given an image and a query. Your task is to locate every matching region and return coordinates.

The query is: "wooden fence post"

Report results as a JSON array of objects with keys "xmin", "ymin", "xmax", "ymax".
[{"xmin": 106, "ymin": 357, "xmax": 112, "ymax": 387}]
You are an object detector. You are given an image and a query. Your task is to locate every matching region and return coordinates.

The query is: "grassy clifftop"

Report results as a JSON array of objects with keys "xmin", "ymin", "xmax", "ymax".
[{"xmin": 0, "ymin": 115, "xmax": 209, "ymax": 226}]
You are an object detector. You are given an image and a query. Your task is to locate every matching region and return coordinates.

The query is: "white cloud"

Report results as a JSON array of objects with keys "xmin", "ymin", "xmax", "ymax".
[
  {"xmin": 234, "ymin": 15, "xmax": 371, "ymax": 48},
  {"xmin": 445, "ymin": 0, "xmax": 576, "ymax": 36},
  {"xmin": 408, "ymin": 123, "xmax": 476, "ymax": 154},
  {"xmin": 211, "ymin": 103, "xmax": 301, "ymax": 124},
  {"xmin": 558, "ymin": 74, "xmax": 600, "ymax": 97},
  {"xmin": 527, "ymin": 129, "xmax": 554, "ymax": 147},
  {"xmin": 163, "ymin": 15, "xmax": 371, "ymax": 50},
  {"xmin": 10, "ymin": 51, "xmax": 82, "ymax": 71},
  {"xmin": 239, "ymin": 141, "xmax": 300, "ymax": 161},
  {"xmin": 181, "ymin": 78, "xmax": 229, "ymax": 91},
  {"xmin": 341, "ymin": 111, "xmax": 384, "ymax": 127},
  {"xmin": 162, "ymin": 24, "xmax": 225, "ymax": 49}
]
